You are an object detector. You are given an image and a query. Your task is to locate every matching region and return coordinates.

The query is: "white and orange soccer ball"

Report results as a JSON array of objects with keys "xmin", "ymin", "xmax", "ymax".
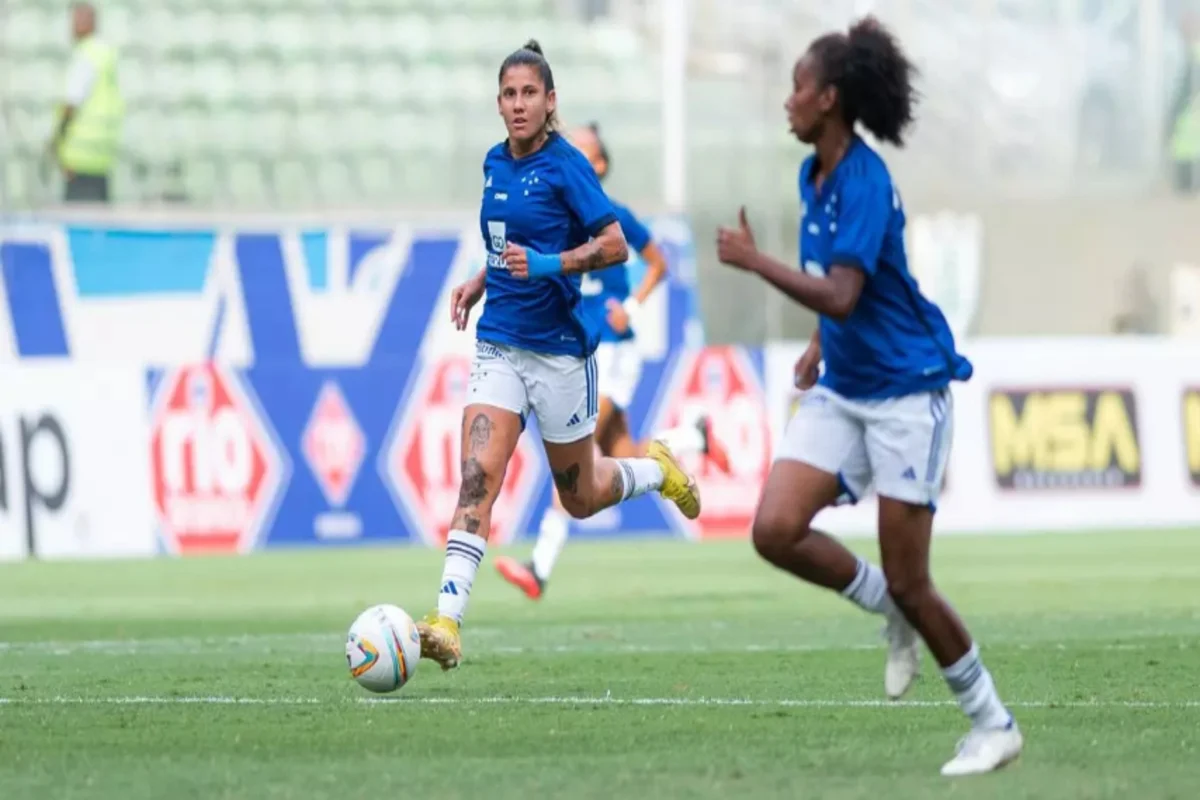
[{"xmin": 345, "ymin": 604, "xmax": 421, "ymax": 693}]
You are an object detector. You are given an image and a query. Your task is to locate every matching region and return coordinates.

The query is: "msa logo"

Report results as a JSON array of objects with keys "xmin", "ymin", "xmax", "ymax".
[
  {"xmin": 988, "ymin": 387, "xmax": 1141, "ymax": 490},
  {"xmin": 1184, "ymin": 389, "xmax": 1200, "ymax": 486}
]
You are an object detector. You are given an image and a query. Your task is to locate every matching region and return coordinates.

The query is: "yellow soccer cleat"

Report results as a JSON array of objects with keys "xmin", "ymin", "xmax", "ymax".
[
  {"xmin": 647, "ymin": 439, "xmax": 701, "ymax": 520},
  {"xmin": 416, "ymin": 612, "xmax": 462, "ymax": 671}
]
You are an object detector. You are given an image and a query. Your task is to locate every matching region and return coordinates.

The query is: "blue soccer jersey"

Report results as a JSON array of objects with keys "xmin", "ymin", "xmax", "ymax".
[
  {"xmin": 799, "ymin": 137, "xmax": 973, "ymax": 399},
  {"xmin": 476, "ymin": 132, "xmax": 619, "ymax": 357},
  {"xmin": 580, "ymin": 201, "xmax": 653, "ymax": 343}
]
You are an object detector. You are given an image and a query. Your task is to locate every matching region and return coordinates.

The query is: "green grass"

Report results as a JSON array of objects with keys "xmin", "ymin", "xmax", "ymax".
[{"xmin": 2, "ymin": 530, "xmax": 1199, "ymax": 799}]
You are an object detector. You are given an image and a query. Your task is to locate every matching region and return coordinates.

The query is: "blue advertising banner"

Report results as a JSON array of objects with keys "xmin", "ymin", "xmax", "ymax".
[{"xmin": 0, "ymin": 213, "xmax": 765, "ymax": 554}]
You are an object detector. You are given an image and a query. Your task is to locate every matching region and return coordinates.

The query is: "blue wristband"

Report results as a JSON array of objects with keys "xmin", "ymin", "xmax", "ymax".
[{"xmin": 526, "ymin": 250, "xmax": 563, "ymax": 278}]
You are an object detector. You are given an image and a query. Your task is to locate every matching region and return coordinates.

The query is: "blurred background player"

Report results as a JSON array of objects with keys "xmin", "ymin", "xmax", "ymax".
[
  {"xmin": 494, "ymin": 121, "xmax": 731, "ymax": 601},
  {"xmin": 417, "ymin": 41, "xmax": 701, "ymax": 671},
  {"xmin": 1169, "ymin": 7, "xmax": 1200, "ymax": 193},
  {"xmin": 716, "ymin": 17, "xmax": 1021, "ymax": 776},
  {"xmin": 50, "ymin": 2, "xmax": 123, "ymax": 203}
]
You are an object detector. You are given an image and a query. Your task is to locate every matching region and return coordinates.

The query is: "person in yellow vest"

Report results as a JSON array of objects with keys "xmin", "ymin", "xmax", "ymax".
[
  {"xmin": 50, "ymin": 3, "xmax": 123, "ymax": 203},
  {"xmin": 1169, "ymin": 11, "xmax": 1200, "ymax": 194}
]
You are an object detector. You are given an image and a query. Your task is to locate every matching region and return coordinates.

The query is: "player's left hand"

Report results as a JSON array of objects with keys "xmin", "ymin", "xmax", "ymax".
[
  {"xmin": 450, "ymin": 272, "xmax": 486, "ymax": 331},
  {"xmin": 502, "ymin": 242, "xmax": 529, "ymax": 279},
  {"xmin": 716, "ymin": 207, "xmax": 759, "ymax": 271},
  {"xmin": 606, "ymin": 298, "xmax": 630, "ymax": 334}
]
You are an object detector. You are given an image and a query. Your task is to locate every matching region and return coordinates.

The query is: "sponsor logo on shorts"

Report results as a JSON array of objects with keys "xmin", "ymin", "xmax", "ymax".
[
  {"xmin": 988, "ymin": 387, "xmax": 1141, "ymax": 490},
  {"xmin": 1184, "ymin": 388, "xmax": 1200, "ymax": 487},
  {"xmin": 476, "ymin": 342, "xmax": 503, "ymax": 360},
  {"xmin": 799, "ymin": 391, "xmax": 827, "ymax": 408}
]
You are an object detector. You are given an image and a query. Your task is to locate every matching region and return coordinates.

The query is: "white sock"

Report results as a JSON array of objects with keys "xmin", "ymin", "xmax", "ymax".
[
  {"xmin": 942, "ymin": 643, "xmax": 1013, "ymax": 730},
  {"xmin": 615, "ymin": 458, "xmax": 664, "ymax": 500},
  {"xmin": 438, "ymin": 530, "xmax": 487, "ymax": 625},
  {"xmin": 840, "ymin": 556, "xmax": 894, "ymax": 615},
  {"xmin": 531, "ymin": 508, "xmax": 570, "ymax": 582},
  {"xmin": 655, "ymin": 423, "xmax": 705, "ymax": 457}
]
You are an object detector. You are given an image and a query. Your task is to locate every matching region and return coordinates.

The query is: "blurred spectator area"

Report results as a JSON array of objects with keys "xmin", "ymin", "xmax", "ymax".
[
  {"xmin": 0, "ymin": 0, "xmax": 657, "ymax": 207},
  {"xmin": 0, "ymin": 0, "xmax": 1188, "ymax": 209}
]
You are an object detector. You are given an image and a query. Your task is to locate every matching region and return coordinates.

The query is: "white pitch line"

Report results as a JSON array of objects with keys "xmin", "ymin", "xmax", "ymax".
[
  {"xmin": 0, "ymin": 695, "xmax": 1197, "ymax": 710},
  {"xmin": 0, "ymin": 637, "xmax": 879, "ymax": 657},
  {"xmin": 361, "ymin": 696, "xmax": 1200, "ymax": 710},
  {"xmin": 0, "ymin": 632, "xmax": 1190, "ymax": 658}
]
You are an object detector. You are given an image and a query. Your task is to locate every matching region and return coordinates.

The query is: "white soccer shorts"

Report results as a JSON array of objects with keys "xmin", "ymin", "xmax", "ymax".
[
  {"xmin": 776, "ymin": 384, "xmax": 953, "ymax": 509},
  {"xmin": 467, "ymin": 340, "xmax": 598, "ymax": 444},
  {"xmin": 594, "ymin": 340, "xmax": 643, "ymax": 411}
]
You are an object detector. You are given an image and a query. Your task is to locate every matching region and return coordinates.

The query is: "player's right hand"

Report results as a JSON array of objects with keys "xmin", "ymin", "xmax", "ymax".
[
  {"xmin": 605, "ymin": 298, "xmax": 630, "ymax": 334},
  {"xmin": 794, "ymin": 343, "xmax": 822, "ymax": 390},
  {"xmin": 450, "ymin": 273, "xmax": 485, "ymax": 331}
]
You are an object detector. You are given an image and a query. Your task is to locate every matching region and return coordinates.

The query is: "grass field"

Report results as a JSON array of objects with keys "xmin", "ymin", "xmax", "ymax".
[{"xmin": 1, "ymin": 529, "xmax": 1198, "ymax": 799}]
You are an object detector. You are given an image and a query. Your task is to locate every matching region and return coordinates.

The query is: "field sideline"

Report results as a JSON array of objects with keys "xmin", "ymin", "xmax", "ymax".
[{"xmin": 1, "ymin": 529, "xmax": 1198, "ymax": 799}]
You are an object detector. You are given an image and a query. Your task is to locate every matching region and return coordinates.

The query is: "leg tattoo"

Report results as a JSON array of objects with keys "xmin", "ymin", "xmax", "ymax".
[
  {"xmin": 467, "ymin": 413, "xmax": 493, "ymax": 454},
  {"xmin": 457, "ymin": 458, "xmax": 489, "ymax": 507},
  {"xmin": 609, "ymin": 466, "xmax": 625, "ymax": 503},
  {"xmin": 552, "ymin": 462, "xmax": 581, "ymax": 496}
]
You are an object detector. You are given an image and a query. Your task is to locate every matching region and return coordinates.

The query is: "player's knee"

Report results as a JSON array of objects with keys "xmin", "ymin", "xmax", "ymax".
[
  {"xmin": 558, "ymin": 492, "xmax": 593, "ymax": 520},
  {"xmin": 751, "ymin": 508, "xmax": 808, "ymax": 566},
  {"xmin": 883, "ymin": 563, "xmax": 933, "ymax": 614}
]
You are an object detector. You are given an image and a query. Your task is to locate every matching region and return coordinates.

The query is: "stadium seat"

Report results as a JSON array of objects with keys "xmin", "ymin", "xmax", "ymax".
[
  {"xmin": 227, "ymin": 157, "xmax": 270, "ymax": 205},
  {"xmin": 0, "ymin": 0, "xmax": 657, "ymax": 206}
]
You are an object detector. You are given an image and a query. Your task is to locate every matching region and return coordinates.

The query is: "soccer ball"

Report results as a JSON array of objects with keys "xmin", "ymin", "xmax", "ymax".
[{"xmin": 345, "ymin": 604, "xmax": 422, "ymax": 693}]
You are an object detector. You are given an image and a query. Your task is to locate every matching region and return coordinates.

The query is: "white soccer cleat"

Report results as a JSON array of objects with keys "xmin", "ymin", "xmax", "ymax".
[
  {"xmin": 940, "ymin": 721, "xmax": 1024, "ymax": 777},
  {"xmin": 883, "ymin": 608, "xmax": 921, "ymax": 699}
]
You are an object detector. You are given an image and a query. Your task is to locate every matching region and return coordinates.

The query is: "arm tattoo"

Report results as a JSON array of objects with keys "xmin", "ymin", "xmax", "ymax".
[
  {"xmin": 467, "ymin": 413, "xmax": 493, "ymax": 455},
  {"xmin": 560, "ymin": 240, "xmax": 608, "ymax": 274},
  {"xmin": 560, "ymin": 225, "xmax": 628, "ymax": 274},
  {"xmin": 552, "ymin": 463, "xmax": 581, "ymax": 496}
]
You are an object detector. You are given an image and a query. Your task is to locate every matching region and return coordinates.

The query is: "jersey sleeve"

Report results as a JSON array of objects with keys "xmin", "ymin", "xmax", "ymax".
[
  {"xmin": 613, "ymin": 204, "xmax": 652, "ymax": 252},
  {"xmin": 830, "ymin": 177, "xmax": 892, "ymax": 277},
  {"xmin": 64, "ymin": 52, "xmax": 97, "ymax": 106},
  {"xmin": 557, "ymin": 150, "xmax": 619, "ymax": 237}
]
